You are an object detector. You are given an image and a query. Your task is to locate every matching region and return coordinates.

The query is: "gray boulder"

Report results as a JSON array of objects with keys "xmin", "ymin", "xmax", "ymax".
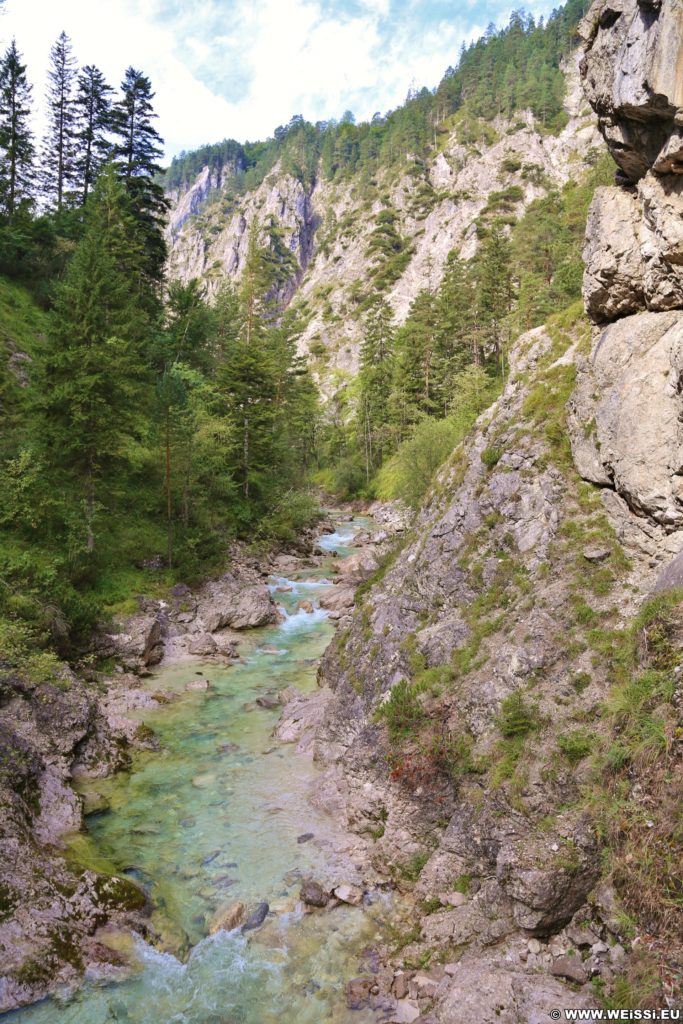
[{"xmin": 187, "ymin": 633, "xmax": 218, "ymax": 656}]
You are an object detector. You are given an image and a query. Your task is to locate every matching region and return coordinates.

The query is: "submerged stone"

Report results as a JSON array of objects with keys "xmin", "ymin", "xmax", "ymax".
[{"xmin": 241, "ymin": 901, "xmax": 270, "ymax": 932}]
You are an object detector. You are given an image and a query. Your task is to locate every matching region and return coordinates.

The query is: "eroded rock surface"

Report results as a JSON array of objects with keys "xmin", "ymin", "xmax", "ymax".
[{"xmin": 0, "ymin": 667, "xmax": 147, "ymax": 1012}]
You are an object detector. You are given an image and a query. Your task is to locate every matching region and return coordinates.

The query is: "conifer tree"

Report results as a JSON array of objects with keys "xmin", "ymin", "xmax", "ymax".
[
  {"xmin": 75, "ymin": 65, "xmax": 113, "ymax": 205},
  {"xmin": 111, "ymin": 67, "xmax": 168, "ymax": 284},
  {"xmin": 34, "ymin": 163, "xmax": 151, "ymax": 553},
  {"xmin": 41, "ymin": 32, "xmax": 78, "ymax": 211},
  {"xmin": 477, "ymin": 225, "xmax": 513, "ymax": 373},
  {"xmin": 434, "ymin": 253, "xmax": 477, "ymax": 408},
  {"xmin": 0, "ymin": 40, "xmax": 34, "ymax": 221},
  {"xmin": 357, "ymin": 300, "xmax": 394, "ymax": 478},
  {"xmin": 218, "ymin": 340, "xmax": 278, "ymax": 505}
]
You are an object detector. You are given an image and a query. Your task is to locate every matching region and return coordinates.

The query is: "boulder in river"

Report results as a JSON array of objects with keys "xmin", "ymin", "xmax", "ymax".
[
  {"xmin": 256, "ymin": 694, "xmax": 280, "ymax": 709},
  {"xmin": 241, "ymin": 901, "xmax": 270, "ymax": 932},
  {"xmin": 209, "ymin": 900, "xmax": 247, "ymax": 934},
  {"xmin": 345, "ymin": 977, "xmax": 374, "ymax": 1010},
  {"xmin": 198, "ymin": 582, "xmax": 277, "ymax": 632},
  {"xmin": 332, "ymin": 883, "xmax": 364, "ymax": 906},
  {"xmin": 185, "ymin": 678, "xmax": 211, "ymax": 692},
  {"xmin": 300, "ymin": 879, "xmax": 328, "ymax": 907},
  {"xmin": 187, "ymin": 633, "xmax": 218, "ymax": 656}
]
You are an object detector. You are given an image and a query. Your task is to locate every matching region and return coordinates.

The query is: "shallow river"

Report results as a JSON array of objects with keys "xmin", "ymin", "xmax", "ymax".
[{"xmin": 9, "ymin": 518, "xmax": 386, "ymax": 1024}]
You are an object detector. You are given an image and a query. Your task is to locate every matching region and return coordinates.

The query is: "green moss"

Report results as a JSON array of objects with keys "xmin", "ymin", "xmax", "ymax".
[{"xmin": 421, "ymin": 896, "xmax": 443, "ymax": 914}]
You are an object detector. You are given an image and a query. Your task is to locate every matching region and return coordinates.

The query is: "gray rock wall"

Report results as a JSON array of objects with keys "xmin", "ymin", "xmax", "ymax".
[{"xmin": 573, "ymin": 0, "xmax": 683, "ymax": 554}]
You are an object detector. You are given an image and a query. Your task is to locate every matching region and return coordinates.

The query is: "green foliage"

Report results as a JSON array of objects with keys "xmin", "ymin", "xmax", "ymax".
[
  {"xmin": 401, "ymin": 851, "xmax": 430, "ymax": 882},
  {"xmin": 497, "ymin": 691, "xmax": 540, "ymax": 737},
  {"xmin": 375, "ymin": 679, "xmax": 426, "ymax": 740},
  {"xmin": 376, "ymin": 417, "xmax": 462, "ymax": 507},
  {"xmin": 481, "ymin": 446, "xmax": 502, "ymax": 469},
  {"xmin": 557, "ymin": 728, "xmax": 593, "ymax": 764},
  {"xmin": 511, "ymin": 152, "xmax": 616, "ymax": 333},
  {"xmin": 0, "ymin": 618, "xmax": 63, "ymax": 686}
]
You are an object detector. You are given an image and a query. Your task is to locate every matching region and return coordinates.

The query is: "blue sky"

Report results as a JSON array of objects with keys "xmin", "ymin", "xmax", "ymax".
[{"xmin": 2, "ymin": 0, "xmax": 561, "ymax": 160}]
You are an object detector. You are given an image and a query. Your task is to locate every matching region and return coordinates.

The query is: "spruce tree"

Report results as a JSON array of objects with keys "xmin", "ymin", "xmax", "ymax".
[
  {"xmin": 477, "ymin": 225, "xmax": 513, "ymax": 373},
  {"xmin": 434, "ymin": 253, "xmax": 477, "ymax": 408},
  {"xmin": 34, "ymin": 163, "xmax": 151, "ymax": 553},
  {"xmin": 357, "ymin": 300, "xmax": 394, "ymax": 478},
  {"xmin": 75, "ymin": 65, "xmax": 113, "ymax": 206},
  {"xmin": 0, "ymin": 40, "xmax": 34, "ymax": 221},
  {"xmin": 41, "ymin": 31, "xmax": 78, "ymax": 211},
  {"xmin": 111, "ymin": 67, "xmax": 168, "ymax": 285},
  {"xmin": 218, "ymin": 340, "xmax": 278, "ymax": 506}
]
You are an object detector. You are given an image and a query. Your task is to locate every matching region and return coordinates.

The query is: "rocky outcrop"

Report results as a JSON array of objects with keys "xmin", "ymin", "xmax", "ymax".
[
  {"xmin": 569, "ymin": 311, "xmax": 683, "ymax": 531},
  {"xmin": 571, "ymin": 0, "xmax": 683, "ymax": 560},
  {"xmin": 0, "ymin": 666, "xmax": 147, "ymax": 1012},
  {"xmin": 580, "ymin": 0, "xmax": 683, "ymax": 182},
  {"xmin": 100, "ymin": 608, "xmax": 167, "ymax": 670}
]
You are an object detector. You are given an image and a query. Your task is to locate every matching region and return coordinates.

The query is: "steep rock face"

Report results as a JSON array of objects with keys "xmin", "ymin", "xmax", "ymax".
[
  {"xmin": 309, "ymin": 1, "xmax": 683, "ymax": 1015},
  {"xmin": 573, "ymin": 0, "xmax": 683, "ymax": 548},
  {"xmin": 314, "ymin": 322, "xmax": 629, "ymax": 1017},
  {"xmin": 166, "ymin": 54, "xmax": 601, "ymax": 391},
  {"xmin": 167, "ymin": 170, "xmax": 314, "ymax": 308},
  {"xmin": 580, "ymin": 0, "xmax": 683, "ymax": 181}
]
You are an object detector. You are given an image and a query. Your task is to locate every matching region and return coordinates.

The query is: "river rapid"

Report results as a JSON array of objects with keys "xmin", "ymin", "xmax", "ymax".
[{"xmin": 8, "ymin": 518, "xmax": 386, "ymax": 1024}]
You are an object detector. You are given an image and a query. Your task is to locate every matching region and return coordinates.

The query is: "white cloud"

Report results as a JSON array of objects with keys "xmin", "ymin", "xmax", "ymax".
[{"xmin": 0, "ymin": 0, "xmax": 557, "ymax": 161}]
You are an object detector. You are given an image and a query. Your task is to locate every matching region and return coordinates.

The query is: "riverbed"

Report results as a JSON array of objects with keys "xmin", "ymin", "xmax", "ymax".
[{"xmin": 8, "ymin": 518, "xmax": 386, "ymax": 1024}]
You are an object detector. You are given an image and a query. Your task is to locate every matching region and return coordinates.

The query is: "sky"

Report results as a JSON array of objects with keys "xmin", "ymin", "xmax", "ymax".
[{"xmin": 1, "ymin": 0, "xmax": 560, "ymax": 162}]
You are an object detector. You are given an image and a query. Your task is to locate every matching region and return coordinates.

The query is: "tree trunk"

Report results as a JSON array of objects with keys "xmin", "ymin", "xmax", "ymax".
[
  {"xmin": 165, "ymin": 409, "xmax": 172, "ymax": 568},
  {"xmin": 243, "ymin": 414, "xmax": 250, "ymax": 500},
  {"xmin": 86, "ymin": 465, "xmax": 95, "ymax": 553}
]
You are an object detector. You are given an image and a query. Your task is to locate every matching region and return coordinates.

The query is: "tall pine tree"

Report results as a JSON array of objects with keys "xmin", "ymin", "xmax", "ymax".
[
  {"xmin": 0, "ymin": 40, "xmax": 34, "ymax": 221},
  {"xmin": 34, "ymin": 163, "xmax": 151, "ymax": 553},
  {"xmin": 111, "ymin": 67, "xmax": 168, "ymax": 285},
  {"xmin": 476, "ymin": 225, "xmax": 513, "ymax": 373},
  {"xmin": 356, "ymin": 300, "xmax": 394, "ymax": 478},
  {"xmin": 75, "ymin": 65, "xmax": 113, "ymax": 206},
  {"xmin": 41, "ymin": 32, "xmax": 78, "ymax": 211}
]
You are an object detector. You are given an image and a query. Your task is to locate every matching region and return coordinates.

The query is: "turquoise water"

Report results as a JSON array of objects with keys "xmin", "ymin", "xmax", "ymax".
[{"xmin": 8, "ymin": 519, "xmax": 386, "ymax": 1024}]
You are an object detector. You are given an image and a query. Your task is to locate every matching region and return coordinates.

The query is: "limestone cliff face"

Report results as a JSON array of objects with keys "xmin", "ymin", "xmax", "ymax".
[
  {"xmin": 309, "ymin": 2, "xmax": 683, "ymax": 1018},
  {"xmin": 165, "ymin": 54, "xmax": 601, "ymax": 391},
  {"xmin": 570, "ymin": 0, "xmax": 683, "ymax": 551}
]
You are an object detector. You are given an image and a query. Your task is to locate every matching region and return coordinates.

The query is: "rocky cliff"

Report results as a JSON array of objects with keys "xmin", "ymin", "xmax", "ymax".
[
  {"xmin": 165, "ymin": 54, "xmax": 602, "ymax": 391},
  {"xmin": 309, "ymin": 1, "xmax": 683, "ymax": 1018},
  {"xmin": 0, "ymin": 660, "xmax": 150, "ymax": 1012}
]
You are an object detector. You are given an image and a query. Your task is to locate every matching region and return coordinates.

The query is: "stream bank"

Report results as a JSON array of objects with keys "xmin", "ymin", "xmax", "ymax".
[{"xmin": 2, "ymin": 506, "xmax": 412, "ymax": 1022}]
